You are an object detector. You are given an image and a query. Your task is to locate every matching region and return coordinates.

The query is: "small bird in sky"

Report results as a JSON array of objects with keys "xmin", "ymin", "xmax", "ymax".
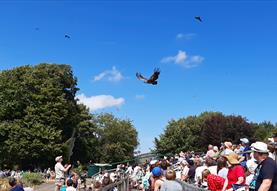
[
  {"xmin": 195, "ymin": 16, "xmax": 202, "ymax": 22},
  {"xmin": 136, "ymin": 68, "xmax": 160, "ymax": 85},
  {"xmin": 65, "ymin": 34, "xmax": 71, "ymax": 39}
]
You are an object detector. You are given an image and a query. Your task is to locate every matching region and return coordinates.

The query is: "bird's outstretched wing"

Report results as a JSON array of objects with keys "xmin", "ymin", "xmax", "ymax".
[
  {"xmin": 136, "ymin": 73, "xmax": 148, "ymax": 82},
  {"xmin": 195, "ymin": 16, "xmax": 202, "ymax": 22},
  {"xmin": 148, "ymin": 68, "xmax": 160, "ymax": 83}
]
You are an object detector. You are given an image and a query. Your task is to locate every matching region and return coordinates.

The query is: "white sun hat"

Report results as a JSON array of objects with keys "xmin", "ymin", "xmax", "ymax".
[{"xmin": 251, "ymin": 142, "xmax": 269, "ymax": 153}]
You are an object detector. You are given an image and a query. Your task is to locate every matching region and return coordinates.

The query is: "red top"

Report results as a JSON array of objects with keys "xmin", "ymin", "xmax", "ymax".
[
  {"xmin": 227, "ymin": 165, "xmax": 245, "ymax": 189},
  {"xmin": 207, "ymin": 174, "xmax": 225, "ymax": 191}
]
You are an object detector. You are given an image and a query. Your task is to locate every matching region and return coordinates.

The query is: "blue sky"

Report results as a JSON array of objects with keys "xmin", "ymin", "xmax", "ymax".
[{"xmin": 0, "ymin": 1, "xmax": 277, "ymax": 153}]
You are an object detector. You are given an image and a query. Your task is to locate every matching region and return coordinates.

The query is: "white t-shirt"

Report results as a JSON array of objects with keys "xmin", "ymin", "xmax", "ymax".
[
  {"xmin": 208, "ymin": 166, "xmax": 217, "ymax": 175},
  {"xmin": 55, "ymin": 162, "xmax": 65, "ymax": 179},
  {"xmin": 66, "ymin": 186, "xmax": 76, "ymax": 191},
  {"xmin": 194, "ymin": 166, "xmax": 208, "ymax": 182}
]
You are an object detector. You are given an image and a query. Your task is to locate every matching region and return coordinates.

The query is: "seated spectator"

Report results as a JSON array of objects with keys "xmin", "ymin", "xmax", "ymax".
[
  {"xmin": 160, "ymin": 169, "xmax": 182, "ymax": 191},
  {"xmin": 202, "ymin": 169, "xmax": 225, "ymax": 191}
]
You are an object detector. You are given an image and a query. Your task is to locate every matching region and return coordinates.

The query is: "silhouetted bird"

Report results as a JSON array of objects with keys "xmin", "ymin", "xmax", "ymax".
[
  {"xmin": 195, "ymin": 16, "xmax": 202, "ymax": 22},
  {"xmin": 136, "ymin": 68, "xmax": 160, "ymax": 85},
  {"xmin": 65, "ymin": 34, "xmax": 71, "ymax": 39}
]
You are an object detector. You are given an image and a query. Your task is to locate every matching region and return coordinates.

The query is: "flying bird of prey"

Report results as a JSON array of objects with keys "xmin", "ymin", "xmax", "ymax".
[
  {"xmin": 195, "ymin": 16, "xmax": 202, "ymax": 22},
  {"xmin": 136, "ymin": 68, "xmax": 160, "ymax": 85},
  {"xmin": 65, "ymin": 34, "xmax": 71, "ymax": 39}
]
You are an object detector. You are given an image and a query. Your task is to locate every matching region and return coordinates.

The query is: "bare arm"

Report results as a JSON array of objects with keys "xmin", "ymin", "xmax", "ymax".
[
  {"xmin": 236, "ymin": 177, "xmax": 244, "ymax": 184},
  {"xmin": 154, "ymin": 180, "xmax": 162, "ymax": 191},
  {"xmin": 258, "ymin": 179, "xmax": 272, "ymax": 191},
  {"xmin": 222, "ymin": 178, "xmax": 228, "ymax": 191},
  {"xmin": 64, "ymin": 164, "xmax": 71, "ymax": 172}
]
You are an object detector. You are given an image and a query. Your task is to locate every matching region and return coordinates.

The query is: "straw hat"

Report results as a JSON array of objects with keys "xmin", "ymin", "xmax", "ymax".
[{"xmin": 225, "ymin": 153, "xmax": 240, "ymax": 165}]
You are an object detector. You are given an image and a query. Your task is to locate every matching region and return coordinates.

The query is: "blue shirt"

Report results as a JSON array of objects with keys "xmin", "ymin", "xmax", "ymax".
[{"xmin": 10, "ymin": 185, "xmax": 24, "ymax": 191}]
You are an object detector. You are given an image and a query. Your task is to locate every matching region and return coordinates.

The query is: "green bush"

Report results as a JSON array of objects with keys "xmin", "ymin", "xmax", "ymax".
[{"xmin": 21, "ymin": 172, "xmax": 44, "ymax": 186}]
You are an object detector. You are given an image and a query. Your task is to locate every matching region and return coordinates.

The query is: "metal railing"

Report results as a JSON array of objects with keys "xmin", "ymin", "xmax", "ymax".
[
  {"xmin": 178, "ymin": 181, "xmax": 208, "ymax": 191},
  {"xmin": 102, "ymin": 175, "xmax": 129, "ymax": 191}
]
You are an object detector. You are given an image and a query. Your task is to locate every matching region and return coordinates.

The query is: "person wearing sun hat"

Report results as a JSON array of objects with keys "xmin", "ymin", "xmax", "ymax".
[
  {"xmin": 54, "ymin": 156, "xmax": 72, "ymax": 191},
  {"xmin": 222, "ymin": 153, "xmax": 245, "ymax": 191},
  {"xmin": 249, "ymin": 141, "xmax": 277, "ymax": 191}
]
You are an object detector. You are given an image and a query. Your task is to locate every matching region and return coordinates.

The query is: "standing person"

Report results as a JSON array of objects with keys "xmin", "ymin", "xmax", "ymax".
[
  {"xmin": 239, "ymin": 138, "xmax": 251, "ymax": 167},
  {"xmin": 54, "ymin": 156, "xmax": 71, "ymax": 191},
  {"xmin": 223, "ymin": 142, "xmax": 234, "ymax": 155},
  {"xmin": 217, "ymin": 157, "xmax": 228, "ymax": 179},
  {"xmin": 150, "ymin": 167, "xmax": 165, "ymax": 191},
  {"xmin": 249, "ymin": 142, "xmax": 277, "ymax": 191},
  {"xmin": 222, "ymin": 153, "xmax": 245, "ymax": 191}
]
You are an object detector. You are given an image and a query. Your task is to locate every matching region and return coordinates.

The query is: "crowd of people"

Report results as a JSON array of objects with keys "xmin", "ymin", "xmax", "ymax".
[
  {"xmin": 1, "ymin": 133, "xmax": 277, "ymax": 191},
  {"xmin": 115, "ymin": 133, "xmax": 277, "ymax": 191},
  {"xmin": 89, "ymin": 135, "xmax": 277, "ymax": 191}
]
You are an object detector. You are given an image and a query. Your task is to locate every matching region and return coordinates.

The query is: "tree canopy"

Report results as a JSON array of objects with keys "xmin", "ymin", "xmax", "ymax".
[
  {"xmin": 154, "ymin": 112, "xmax": 277, "ymax": 155},
  {"xmin": 0, "ymin": 64, "xmax": 139, "ymax": 169}
]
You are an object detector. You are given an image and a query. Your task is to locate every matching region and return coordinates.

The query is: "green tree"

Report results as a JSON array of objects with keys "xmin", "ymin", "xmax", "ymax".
[
  {"xmin": 92, "ymin": 113, "xmax": 139, "ymax": 163},
  {"xmin": 252, "ymin": 121, "xmax": 275, "ymax": 141},
  {"xmin": 0, "ymin": 64, "xmax": 80, "ymax": 169},
  {"xmin": 154, "ymin": 112, "xmax": 257, "ymax": 155}
]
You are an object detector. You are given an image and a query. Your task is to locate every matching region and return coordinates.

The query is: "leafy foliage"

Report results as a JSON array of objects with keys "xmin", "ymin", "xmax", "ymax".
[
  {"xmin": 21, "ymin": 172, "xmax": 44, "ymax": 186},
  {"xmin": 155, "ymin": 112, "xmax": 276, "ymax": 154},
  {"xmin": 92, "ymin": 113, "xmax": 139, "ymax": 163},
  {"xmin": 0, "ymin": 64, "xmax": 80, "ymax": 169},
  {"xmin": 0, "ymin": 64, "xmax": 139, "ymax": 168}
]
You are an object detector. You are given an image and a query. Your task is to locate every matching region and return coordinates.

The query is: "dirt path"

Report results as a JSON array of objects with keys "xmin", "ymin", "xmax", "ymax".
[{"xmin": 34, "ymin": 182, "xmax": 55, "ymax": 191}]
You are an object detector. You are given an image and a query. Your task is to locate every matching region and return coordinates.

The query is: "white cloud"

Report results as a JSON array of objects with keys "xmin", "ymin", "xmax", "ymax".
[
  {"xmin": 135, "ymin": 95, "xmax": 145, "ymax": 100},
  {"xmin": 176, "ymin": 33, "xmax": 196, "ymax": 40},
  {"xmin": 161, "ymin": 50, "xmax": 204, "ymax": 68},
  {"xmin": 93, "ymin": 66, "xmax": 123, "ymax": 82},
  {"xmin": 185, "ymin": 55, "xmax": 204, "ymax": 68},
  {"xmin": 77, "ymin": 93, "xmax": 125, "ymax": 112},
  {"xmin": 161, "ymin": 50, "xmax": 187, "ymax": 64}
]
